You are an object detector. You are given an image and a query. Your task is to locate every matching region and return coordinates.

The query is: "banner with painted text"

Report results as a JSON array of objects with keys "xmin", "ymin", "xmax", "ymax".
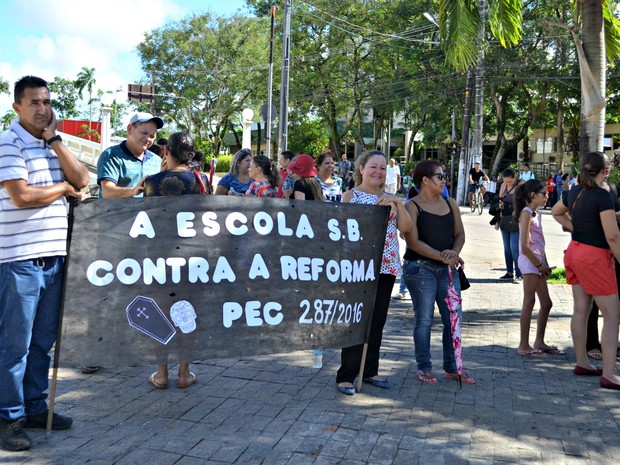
[{"xmin": 60, "ymin": 195, "xmax": 389, "ymax": 366}]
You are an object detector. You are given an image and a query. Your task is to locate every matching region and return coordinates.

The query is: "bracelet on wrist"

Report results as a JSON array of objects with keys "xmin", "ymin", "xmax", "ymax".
[{"xmin": 46, "ymin": 135, "xmax": 62, "ymax": 145}]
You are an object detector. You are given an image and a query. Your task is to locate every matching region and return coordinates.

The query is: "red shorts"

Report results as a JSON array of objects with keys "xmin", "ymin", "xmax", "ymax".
[{"xmin": 564, "ymin": 240, "xmax": 617, "ymax": 296}]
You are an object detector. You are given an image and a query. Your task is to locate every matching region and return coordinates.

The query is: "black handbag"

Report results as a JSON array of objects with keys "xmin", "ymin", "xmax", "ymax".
[
  {"xmin": 457, "ymin": 266, "xmax": 470, "ymax": 291},
  {"xmin": 499, "ymin": 215, "xmax": 519, "ymax": 232}
]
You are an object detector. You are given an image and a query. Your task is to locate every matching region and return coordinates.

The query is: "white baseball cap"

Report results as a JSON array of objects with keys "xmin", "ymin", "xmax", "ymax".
[{"xmin": 129, "ymin": 112, "xmax": 164, "ymax": 129}]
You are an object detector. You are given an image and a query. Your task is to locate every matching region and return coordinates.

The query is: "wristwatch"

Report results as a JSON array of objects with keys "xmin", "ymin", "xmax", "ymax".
[{"xmin": 46, "ymin": 135, "xmax": 62, "ymax": 145}]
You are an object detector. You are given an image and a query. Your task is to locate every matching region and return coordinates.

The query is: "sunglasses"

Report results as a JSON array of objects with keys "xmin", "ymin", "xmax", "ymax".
[{"xmin": 430, "ymin": 173, "xmax": 445, "ymax": 181}]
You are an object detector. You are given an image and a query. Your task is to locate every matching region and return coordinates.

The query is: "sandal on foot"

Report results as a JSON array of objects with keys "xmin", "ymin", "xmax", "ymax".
[
  {"xmin": 517, "ymin": 349, "xmax": 546, "ymax": 358},
  {"xmin": 588, "ymin": 349, "xmax": 603, "ymax": 361},
  {"xmin": 177, "ymin": 372, "xmax": 197, "ymax": 389},
  {"xmin": 536, "ymin": 346, "xmax": 566, "ymax": 356},
  {"xmin": 445, "ymin": 371, "xmax": 476, "ymax": 385},
  {"xmin": 148, "ymin": 373, "xmax": 168, "ymax": 389},
  {"xmin": 416, "ymin": 370, "xmax": 437, "ymax": 385}
]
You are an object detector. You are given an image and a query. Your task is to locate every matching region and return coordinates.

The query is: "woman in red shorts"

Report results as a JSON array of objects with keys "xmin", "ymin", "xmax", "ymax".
[{"xmin": 552, "ymin": 152, "xmax": 620, "ymax": 390}]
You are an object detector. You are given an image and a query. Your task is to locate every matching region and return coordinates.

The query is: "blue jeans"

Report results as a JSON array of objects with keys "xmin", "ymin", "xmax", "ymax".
[
  {"xmin": 403, "ymin": 260, "xmax": 461, "ymax": 373},
  {"xmin": 399, "ymin": 269, "xmax": 407, "ymax": 294},
  {"xmin": 500, "ymin": 229, "xmax": 521, "ymax": 277},
  {"xmin": 0, "ymin": 256, "xmax": 65, "ymax": 421}
]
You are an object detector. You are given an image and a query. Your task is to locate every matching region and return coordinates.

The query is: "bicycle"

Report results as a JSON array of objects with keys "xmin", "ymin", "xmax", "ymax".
[{"xmin": 470, "ymin": 181, "xmax": 485, "ymax": 215}]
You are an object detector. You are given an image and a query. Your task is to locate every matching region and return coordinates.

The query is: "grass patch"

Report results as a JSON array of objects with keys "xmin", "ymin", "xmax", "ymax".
[{"xmin": 547, "ymin": 267, "xmax": 566, "ymax": 284}]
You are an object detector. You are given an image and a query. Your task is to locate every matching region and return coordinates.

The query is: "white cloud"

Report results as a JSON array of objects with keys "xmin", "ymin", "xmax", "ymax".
[
  {"xmin": 0, "ymin": 0, "xmax": 186, "ymax": 113},
  {"xmin": 0, "ymin": 0, "xmax": 248, "ymax": 119}
]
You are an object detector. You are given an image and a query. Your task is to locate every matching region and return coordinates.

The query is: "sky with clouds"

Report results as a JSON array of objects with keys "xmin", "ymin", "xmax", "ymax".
[{"xmin": 0, "ymin": 0, "xmax": 249, "ymax": 114}]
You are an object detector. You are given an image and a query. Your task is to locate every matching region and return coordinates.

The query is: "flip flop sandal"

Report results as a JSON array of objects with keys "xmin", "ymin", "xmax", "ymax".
[
  {"xmin": 538, "ymin": 346, "xmax": 566, "ymax": 355},
  {"xmin": 517, "ymin": 349, "xmax": 547, "ymax": 358},
  {"xmin": 177, "ymin": 372, "xmax": 197, "ymax": 389},
  {"xmin": 416, "ymin": 370, "xmax": 438, "ymax": 385},
  {"xmin": 588, "ymin": 350, "xmax": 603, "ymax": 360},
  {"xmin": 148, "ymin": 372, "xmax": 168, "ymax": 389},
  {"xmin": 445, "ymin": 371, "xmax": 476, "ymax": 385}
]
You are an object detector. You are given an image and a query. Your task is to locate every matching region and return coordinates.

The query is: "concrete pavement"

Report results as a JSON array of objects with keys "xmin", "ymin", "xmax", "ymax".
[{"xmin": 2, "ymin": 206, "xmax": 620, "ymax": 464}]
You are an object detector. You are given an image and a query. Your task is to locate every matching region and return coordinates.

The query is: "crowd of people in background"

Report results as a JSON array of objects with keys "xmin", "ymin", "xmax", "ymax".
[{"xmin": 4, "ymin": 75, "xmax": 620, "ymax": 455}]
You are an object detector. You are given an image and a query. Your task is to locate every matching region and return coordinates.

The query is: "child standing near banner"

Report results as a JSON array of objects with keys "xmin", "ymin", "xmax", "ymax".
[{"xmin": 513, "ymin": 179, "xmax": 563, "ymax": 357}]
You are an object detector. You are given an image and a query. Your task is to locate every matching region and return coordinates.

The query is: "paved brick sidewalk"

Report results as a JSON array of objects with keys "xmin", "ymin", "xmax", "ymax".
[{"xmin": 2, "ymin": 207, "xmax": 620, "ymax": 464}]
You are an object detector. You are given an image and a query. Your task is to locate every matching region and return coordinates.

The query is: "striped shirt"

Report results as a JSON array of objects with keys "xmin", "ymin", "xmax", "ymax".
[{"xmin": 0, "ymin": 120, "xmax": 68, "ymax": 263}]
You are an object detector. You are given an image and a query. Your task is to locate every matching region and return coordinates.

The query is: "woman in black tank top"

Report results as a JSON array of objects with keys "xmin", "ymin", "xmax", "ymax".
[{"xmin": 401, "ymin": 160, "xmax": 475, "ymax": 385}]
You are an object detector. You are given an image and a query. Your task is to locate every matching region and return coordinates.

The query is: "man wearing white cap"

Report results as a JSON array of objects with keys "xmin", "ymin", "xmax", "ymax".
[{"xmin": 97, "ymin": 112, "xmax": 164, "ymax": 198}]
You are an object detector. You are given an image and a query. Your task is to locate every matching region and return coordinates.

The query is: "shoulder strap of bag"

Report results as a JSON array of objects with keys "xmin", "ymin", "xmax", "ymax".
[
  {"xmin": 193, "ymin": 170, "xmax": 207, "ymax": 194},
  {"xmin": 569, "ymin": 186, "xmax": 586, "ymax": 214}
]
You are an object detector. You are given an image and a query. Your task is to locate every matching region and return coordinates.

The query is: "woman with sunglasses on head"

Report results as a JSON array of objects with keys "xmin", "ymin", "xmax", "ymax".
[
  {"xmin": 215, "ymin": 148, "xmax": 254, "ymax": 196},
  {"xmin": 402, "ymin": 159, "xmax": 475, "ymax": 385},
  {"xmin": 335, "ymin": 150, "xmax": 412, "ymax": 395},
  {"xmin": 552, "ymin": 152, "xmax": 620, "ymax": 389}
]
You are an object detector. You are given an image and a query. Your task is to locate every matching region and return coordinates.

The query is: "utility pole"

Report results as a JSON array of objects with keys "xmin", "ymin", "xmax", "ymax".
[
  {"xmin": 278, "ymin": 0, "xmax": 292, "ymax": 153},
  {"xmin": 265, "ymin": 5, "xmax": 276, "ymax": 159}
]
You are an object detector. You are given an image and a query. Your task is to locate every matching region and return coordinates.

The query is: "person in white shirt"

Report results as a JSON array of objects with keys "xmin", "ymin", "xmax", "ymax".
[
  {"xmin": 0, "ymin": 76, "xmax": 89, "ymax": 451},
  {"xmin": 519, "ymin": 163, "xmax": 535, "ymax": 182},
  {"xmin": 385, "ymin": 158, "xmax": 400, "ymax": 194}
]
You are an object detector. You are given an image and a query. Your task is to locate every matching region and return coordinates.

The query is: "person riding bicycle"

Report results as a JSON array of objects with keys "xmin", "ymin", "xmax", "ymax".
[{"xmin": 468, "ymin": 162, "xmax": 490, "ymax": 207}]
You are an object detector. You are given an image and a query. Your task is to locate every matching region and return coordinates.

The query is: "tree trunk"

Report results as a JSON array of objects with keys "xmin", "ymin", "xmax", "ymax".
[
  {"xmin": 578, "ymin": 0, "xmax": 606, "ymax": 155},
  {"xmin": 470, "ymin": 0, "xmax": 486, "ymax": 168},
  {"xmin": 456, "ymin": 69, "xmax": 474, "ymax": 205},
  {"xmin": 407, "ymin": 130, "xmax": 415, "ymax": 162},
  {"xmin": 556, "ymin": 100, "xmax": 565, "ymax": 170}
]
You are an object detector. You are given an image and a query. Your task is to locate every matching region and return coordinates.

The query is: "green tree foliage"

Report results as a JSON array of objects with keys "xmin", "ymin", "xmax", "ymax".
[
  {"xmin": 247, "ymin": 0, "xmax": 460, "ymax": 158},
  {"xmin": 287, "ymin": 113, "xmax": 329, "ymax": 156},
  {"xmin": 137, "ymin": 13, "xmax": 269, "ymax": 155},
  {"xmin": 49, "ymin": 77, "xmax": 80, "ymax": 119},
  {"xmin": 75, "ymin": 67, "xmax": 97, "ymax": 123},
  {"xmin": 0, "ymin": 77, "xmax": 8, "ymax": 95},
  {"xmin": 1, "ymin": 109, "xmax": 17, "ymax": 131},
  {"xmin": 482, "ymin": 1, "xmax": 582, "ymax": 175}
]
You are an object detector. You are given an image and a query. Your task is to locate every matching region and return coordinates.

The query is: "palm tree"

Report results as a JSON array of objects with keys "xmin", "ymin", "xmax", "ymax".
[
  {"xmin": 574, "ymin": 1, "xmax": 620, "ymax": 155},
  {"xmin": 74, "ymin": 67, "xmax": 97, "ymax": 125},
  {"xmin": 438, "ymin": 0, "xmax": 620, "ymax": 200}
]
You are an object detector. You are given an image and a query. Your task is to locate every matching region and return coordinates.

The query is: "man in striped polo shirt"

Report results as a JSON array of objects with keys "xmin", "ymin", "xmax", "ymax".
[{"xmin": 0, "ymin": 76, "xmax": 89, "ymax": 451}]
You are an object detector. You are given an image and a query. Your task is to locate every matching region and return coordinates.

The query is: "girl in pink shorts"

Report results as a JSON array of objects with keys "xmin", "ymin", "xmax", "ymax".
[{"xmin": 514, "ymin": 180, "xmax": 563, "ymax": 357}]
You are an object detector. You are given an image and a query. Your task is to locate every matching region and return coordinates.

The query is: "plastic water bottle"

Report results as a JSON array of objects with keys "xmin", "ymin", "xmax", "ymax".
[{"xmin": 313, "ymin": 348, "xmax": 323, "ymax": 369}]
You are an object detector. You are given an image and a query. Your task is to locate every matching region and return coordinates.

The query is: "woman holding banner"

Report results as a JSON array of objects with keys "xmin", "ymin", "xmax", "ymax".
[
  {"xmin": 335, "ymin": 150, "xmax": 412, "ymax": 395},
  {"xmin": 144, "ymin": 131, "xmax": 207, "ymax": 389}
]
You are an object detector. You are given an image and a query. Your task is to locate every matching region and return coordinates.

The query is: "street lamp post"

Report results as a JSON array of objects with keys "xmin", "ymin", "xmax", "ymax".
[
  {"xmin": 242, "ymin": 108, "xmax": 254, "ymax": 150},
  {"xmin": 100, "ymin": 93, "xmax": 114, "ymax": 152}
]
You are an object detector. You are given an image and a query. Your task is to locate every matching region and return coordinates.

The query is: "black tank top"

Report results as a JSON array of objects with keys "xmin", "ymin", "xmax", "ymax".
[{"xmin": 404, "ymin": 196, "xmax": 455, "ymax": 265}]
